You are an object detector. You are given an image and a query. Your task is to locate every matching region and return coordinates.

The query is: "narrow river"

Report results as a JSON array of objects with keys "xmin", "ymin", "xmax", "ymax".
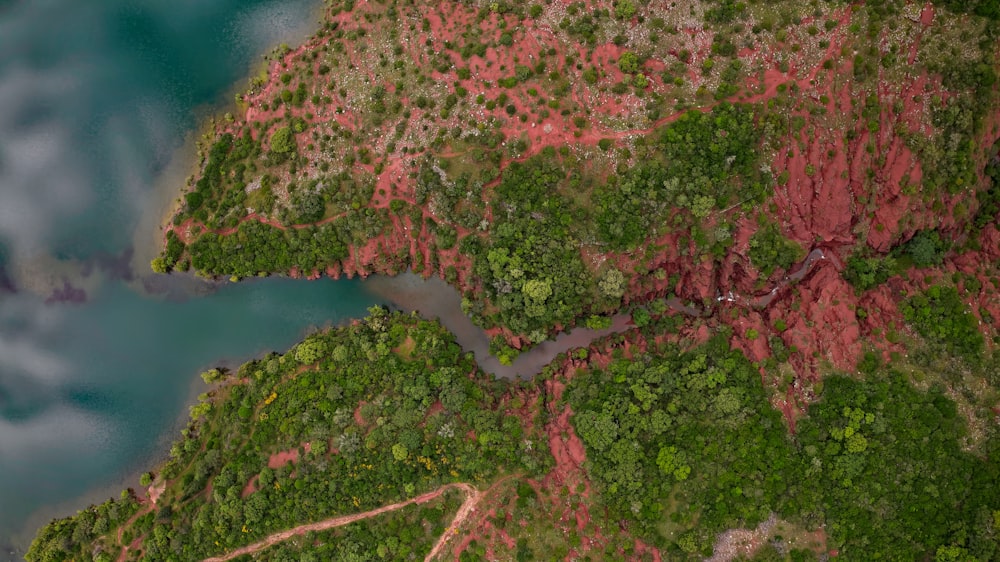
[
  {"xmin": 366, "ymin": 273, "xmax": 634, "ymax": 379},
  {"xmin": 0, "ymin": 1, "xmax": 642, "ymax": 554}
]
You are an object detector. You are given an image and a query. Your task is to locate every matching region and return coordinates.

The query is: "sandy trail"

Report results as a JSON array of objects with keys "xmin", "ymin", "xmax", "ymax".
[
  {"xmin": 200, "ymin": 483, "xmax": 477, "ymax": 562},
  {"xmin": 423, "ymin": 483, "xmax": 482, "ymax": 561}
]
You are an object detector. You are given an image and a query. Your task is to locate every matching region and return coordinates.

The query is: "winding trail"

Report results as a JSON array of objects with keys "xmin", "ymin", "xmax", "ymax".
[{"xmin": 200, "ymin": 483, "xmax": 478, "ymax": 562}]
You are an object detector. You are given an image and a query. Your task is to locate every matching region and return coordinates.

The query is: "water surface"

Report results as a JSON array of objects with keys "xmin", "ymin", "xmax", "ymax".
[
  {"xmin": 0, "ymin": 0, "xmax": 364, "ymax": 556},
  {"xmin": 367, "ymin": 273, "xmax": 635, "ymax": 378},
  {"xmin": 2, "ymin": 277, "xmax": 377, "ymax": 554}
]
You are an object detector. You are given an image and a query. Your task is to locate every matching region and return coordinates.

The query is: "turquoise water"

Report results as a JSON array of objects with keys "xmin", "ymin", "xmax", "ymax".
[
  {"xmin": 0, "ymin": 278, "xmax": 378, "ymax": 553},
  {"xmin": 0, "ymin": 0, "xmax": 397, "ymax": 556}
]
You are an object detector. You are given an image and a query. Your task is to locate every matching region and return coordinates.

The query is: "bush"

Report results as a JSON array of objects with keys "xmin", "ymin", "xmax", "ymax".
[
  {"xmin": 269, "ymin": 126, "xmax": 296, "ymax": 154},
  {"xmin": 618, "ymin": 52, "xmax": 639, "ymax": 74},
  {"xmin": 749, "ymin": 223, "xmax": 802, "ymax": 276},
  {"xmin": 900, "ymin": 285, "xmax": 984, "ymax": 359}
]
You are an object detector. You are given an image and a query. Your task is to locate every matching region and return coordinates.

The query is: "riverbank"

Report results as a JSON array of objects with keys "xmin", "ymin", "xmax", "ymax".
[{"xmin": 365, "ymin": 273, "xmax": 634, "ymax": 378}]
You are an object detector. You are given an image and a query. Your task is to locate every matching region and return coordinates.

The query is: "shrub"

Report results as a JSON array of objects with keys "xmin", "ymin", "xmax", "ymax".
[
  {"xmin": 749, "ymin": 223, "xmax": 803, "ymax": 276},
  {"xmin": 900, "ymin": 285, "xmax": 984, "ymax": 360},
  {"xmin": 269, "ymin": 127, "xmax": 295, "ymax": 154},
  {"xmin": 614, "ymin": 0, "xmax": 636, "ymax": 20}
]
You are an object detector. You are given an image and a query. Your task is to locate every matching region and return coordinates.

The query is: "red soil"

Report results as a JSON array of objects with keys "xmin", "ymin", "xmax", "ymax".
[
  {"xmin": 164, "ymin": 0, "xmax": 1000, "ymax": 414},
  {"xmin": 353, "ymin": 402, "xmax": 367, "ymax": 427},
  {"xmin": 633, "ymin": 539, "xmax": 663, "ymax": 562},
  {"xmin": 241, "ymin": 476, "xmax": 259, "ymax": 498},
  {"xmin": 544, "ymin": 377, "xmax": 600, "ymax": 545},
  {"xmin": 267, "ymin": 442, "xmax": 311, "ymax": 469}
]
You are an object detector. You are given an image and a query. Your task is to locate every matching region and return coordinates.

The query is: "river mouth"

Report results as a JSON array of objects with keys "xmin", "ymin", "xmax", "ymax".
[{"xmin": 0, "ymin": 265, "xmax": 625, "ymax": 557}]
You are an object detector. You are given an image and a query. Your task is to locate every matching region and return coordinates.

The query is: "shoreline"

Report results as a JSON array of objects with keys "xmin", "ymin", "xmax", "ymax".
[
  {"xmin": 9, "ymin": 3, "xmax": 334, "ymax": 555},
  {"xmin": 133, "ymin": 0, "xmax": 327, "ymax": 276}
]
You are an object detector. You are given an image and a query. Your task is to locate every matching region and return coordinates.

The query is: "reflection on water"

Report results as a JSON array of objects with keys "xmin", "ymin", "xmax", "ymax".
[
  {"xmin": 0, "ymin": 275, "xmax": 382, "ymax": 557},
  {"xmin": 0, "ymin": 0, "xmax": 658, "ymax": 557},
  {"xmin": 0, "ymin": 0, "xmax": 321, "ymax": 270},
  {"xmin": 0, "ymin": 0, "xmax": 328, "ymax": 556}
]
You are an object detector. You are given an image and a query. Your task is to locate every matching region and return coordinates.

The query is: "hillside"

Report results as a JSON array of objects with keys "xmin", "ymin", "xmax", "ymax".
[
  {"xmin": 27, "ymin": 0, "xmax": 1000, "ymax": 560},
  {"xmin": 157, "ymin": 0, "xmax": 1000, "ymax": 380}
]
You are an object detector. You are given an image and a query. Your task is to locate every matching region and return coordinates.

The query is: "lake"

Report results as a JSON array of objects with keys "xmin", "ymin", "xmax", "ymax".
[{"xmin": 0, "ymin": 0, "xmax": 379, "ymax": 556}]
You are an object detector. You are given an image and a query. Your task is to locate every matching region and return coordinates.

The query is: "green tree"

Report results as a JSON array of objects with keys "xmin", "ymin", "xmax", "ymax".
[
  {"xmin": 269, "ymin": 126, "xmax": 295, "ymax": 154},
  {"xmin": 294, "ymin": 337, "xmax": 328, "ymax": 365},
  {"xmin": 200, "ymin": 368, "xmax": 225, "ymax": 384},
  {"xmin": 900, "ymin": 285, "xmax": 984, "ymax": 359},
  {"xmin": 904, "ymin": 230, "xmax": 947, "ymax": 267},
  {"xmin": 391, "ymin": 443, "xmax": 408, "ymax": 461},
  {"xmin": 843, "ymin": 253, "xmax": 896, "ymax": 291},
  {"xmin": 749, "ymin": 223, "xmax": 802, "ymax": 276},
  {"xmin": 598, "ymin": 268, "xmax": 626, "ymax": 299},
  {"xmin": 618, "ymin": 51, "xmax": 639, "ymax": 74},
  {"xmin": 522, "ymin": 278, "xmax": 552, "ymax": 302}
]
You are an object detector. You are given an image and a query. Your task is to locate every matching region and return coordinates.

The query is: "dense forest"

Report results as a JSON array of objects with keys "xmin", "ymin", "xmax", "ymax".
[
  {"xmin": 568, "ymin": 334, "xmax": 1000, "ymax": 559},
  {"xmin": 566, "ymin": 335, "xmax": 802, "ymax": 554}
]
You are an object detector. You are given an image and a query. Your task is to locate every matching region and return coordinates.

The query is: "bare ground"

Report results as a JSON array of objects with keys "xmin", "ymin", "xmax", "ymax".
[{"xmin": 200, "ymin": 482, "xmax": 477, "ymax": 562}]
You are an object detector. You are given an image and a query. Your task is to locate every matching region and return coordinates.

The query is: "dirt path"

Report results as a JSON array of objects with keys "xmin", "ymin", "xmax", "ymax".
[
  {"xmin": 424, "ymin": 483, "xmax": 482, "ymax": 562},
  {"xmin": 200, "ymin": 483, "xmax": 477, "ymax": 562}
]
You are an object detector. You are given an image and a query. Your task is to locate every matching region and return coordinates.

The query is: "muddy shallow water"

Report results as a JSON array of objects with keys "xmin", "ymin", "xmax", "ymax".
[
  {"xmin": 0, "ymin": 1, "xmax": 639, "ymax": 552},
  {"xmin": 366, "ymin": 273, "xmax": 634, "ymax": 379}
]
